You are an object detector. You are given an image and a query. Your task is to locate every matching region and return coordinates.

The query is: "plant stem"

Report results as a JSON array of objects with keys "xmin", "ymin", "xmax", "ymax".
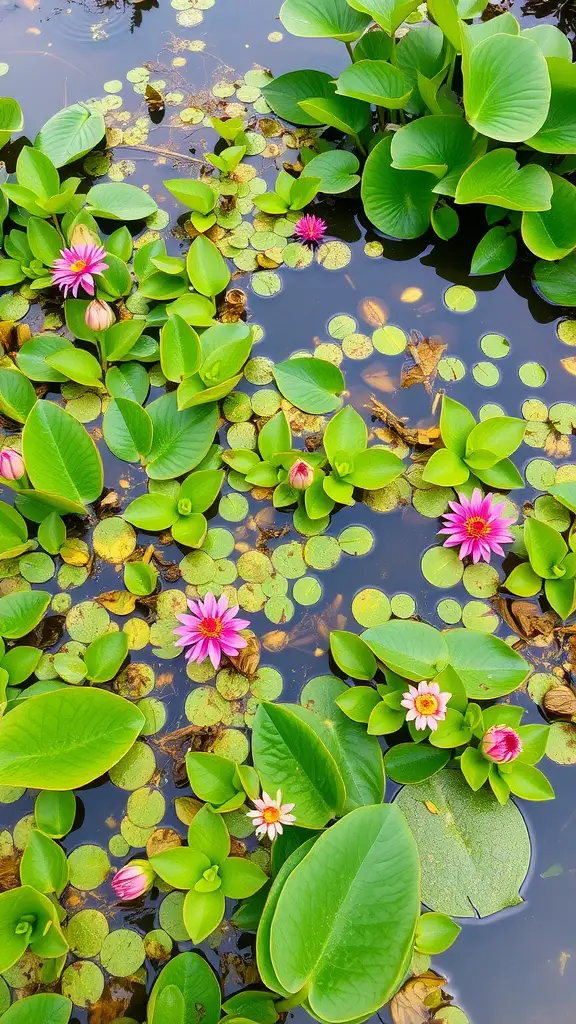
[
  {"xmin": 352, "ymin": 132, "xmax": 367, "ymax": 157},
  {"xmin": 52, "ymin": 214, "xmax": 65, "ymax": 241},
  {"xmin": 377, "ymin": 106, "xmax": 386, "ymax": 131},
  {"xmin": 345, "ymin": 40, "xmax": 355, "ymax": 61},
  {"xmin": 447, "ymin": 53, "xmax": 456, "ymax": 91},
  {"xmin": 276, "ymin": 988, "xmax": 308, "ymax": 1012}
]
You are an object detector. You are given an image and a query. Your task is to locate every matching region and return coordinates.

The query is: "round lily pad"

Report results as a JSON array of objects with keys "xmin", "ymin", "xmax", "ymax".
[
  {"xmin": 293, "ymin": 576, "xmax": 323, "ymax": 606},
  {"xmin": 437, "ymin": 598, "xmax": 462, "ymax": 624},
  {"xmin": 479, "ymin": 403, "xmax": 506, "ymax": 420},
  {"xmin": 315, "ymin": 343, "xmax": 343, "ymax": 365},
  {"xmin": 251, "ymin": 666, "xmax": 283, "ymax": 700},
  {"xmin": 227, "ymin": 422, "xmax": 257, "ymax": 450},
  {"xmin": 223, "ymin": 392, "xmax": 252, "ymax": 422},
  {"xmin": 251, "ymin": 271, "xmax": 282, "ymax": 297},
  {"xmin": 421, "ymin": 546, "xmax": 464, "ymax": 588},
  {"xmin": 390, "ymin": 593, "xmax": 416, "ymax": 618},
  {"xmin": 109, "ymin": 741, "xmax": 156, "ymax": 790},
  {"xmin": 61, "ymin": 961, "xmax": 104, "ymax": 1007},
  {"xmin": 304, "ymin": 535, "xmax": 341, "ymax": 570},
  {"xmin": 127, "ymin": 787, "xmax": 165, "ymax": 828},
  {"xmin": 244, "ymin": 357, "xmax": 274, "ymax": 384},
  {"xmin": 413, "ymin": 487, "xmax": 452, "ymax": 518},
  {"xmin": 68, "ymin": 845, "xmax": 110, "ymax": 891},
  {"xmin": 185, "ymin": 686, "xmax": 229, "ymax": 725},
  {"xmin": 373, "ymin": 325, "xmax": 408, "ymax": 355},
  {"xmin": 472, "ymin": 362, "xmax": 500, "ymax": 387},
  {"xmin": 462, "ymin": 563, "xmax": 500, "ymax": 598},
  {"xmin": 444, "ymin": 285, "xmax": 477, "ymax": 312},
  {"xmin": 237, "ymin": 550, "xmax": 273, "ymax": 582},
  {"xmin": 219, "ymin": 493, "xmax": 249, "ymax": 522},
  {"xmin": 264, "ymin": 595, "xmax": 295, "ymax": 622},
  {"xmin": 109, "ymin": 835, "xmax": 130, "ymax": 858},
  {"xmin": 116, "ymin": 663, "xmax": 155, "ymax": 699},
  {"xmin": 100, "ymin": 929, "xmax": 146, "ymax": 977},
  {"xmin": 480, "ymin": 333, "xmax": 509, "ymax": 358},
  {"xmin": 352, "ymin": 588, "xmax": 391, "ymax": 627},
  {"xmin": 93, "ymin": 517, "xmax": 137, "ymax": 562},
  {"xmin": 216, "ymin": 667, "xmax": 250, "ymax": 700},
  {"xmin": 557, "ymin": 320, "xmax": 576, "ymax": 346},
  {"xmin": 272, "ymin": 541, "xmax": 306, "ymax": 579},
  {"xmin": 144, "ymin": 929, "xmax": 172, "ymax": 961},
  {"xmin": 316, "ymin": 241, "xmax": 351, "ymax": 270},
  {"xmin": 66, "ymin": 601, "xmax": 110, "ymax": 643},
  {"xmin": 138, "ymin": 697, "xmax": 167, "ymax": 735},
  {"xmin": 120, "ymin": 817, "xmax": 155, "ymax": 848},
  {"xmin": 67, "ymin": 910, "xmax": 110, "ymax": 957},
  {"xmin": 209, "ymin": 727, "xmax": 249, "ymax": 762},
  {"xmin": 338, "ymin": 525, "xmax": 374, "ymax": 556},
  {"xmin": 180, "ymin": 550, "xmax": 216, "ymax": 584},
  {"xmin": 18, "ymin": 552, "xmax": 55, "ymax": 583},
  {"xmin": 519, "ymin": 362, "xmax": 547, "ymax": 387},
  {"xmin": 525, "ymin": 458, "xmax": 556, "ymax": 489},
  {"xmin": 342, "ymin": 333, "xmax": 373, "ymax": 360},
  {"xmin": 461, "ymin": 600, "xmax": 499, "ymax": 633},
  {"xmin": 159, "ymin": 892, "xmax": 188, "ymax": 941},
  {"xmin": 546, "ymin": 721, "xmax": 576, "ymax": 765},
  {"xmin": 203, "ymin": 528, "xmax": 235, "ymax": 559},
  {"xmin": 437, "ymin": 357, "xmax": 466, "ymax": 382},
  {"xmin": 328, "ymin": 314, "xmax": 356, "ymax": 340},
  {"xmin": 251, "ymin": 388, "xmax": 281, "ymax": 417}
]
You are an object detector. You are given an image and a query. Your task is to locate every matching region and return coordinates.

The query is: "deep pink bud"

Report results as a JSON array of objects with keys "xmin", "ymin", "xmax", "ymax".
[
  {"xmin": 85, "ymin": 299, "xmax": 114, "ymax": 332},
  {"xmin": 481, "ymin": 725, "xmax": 522, "ymax": 764},
  {"xmin": 0, "ymin": 448, "xmax": 25, "ymax": 480},
  {"xmin": 111, "ymin": 859, "xmax": 156, "ymax": 900},
  {"xmin": 288, "ymin": 459, "xmax": 314, "ymax": 490}
]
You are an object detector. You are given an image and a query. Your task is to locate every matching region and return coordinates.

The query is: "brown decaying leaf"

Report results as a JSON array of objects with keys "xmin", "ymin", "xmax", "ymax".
[
  {"xmin": 492, "ymin": 597, "xmax": 559, "ymax": 649},
  {"xmin": 391, "ymin": 971, "xmax": 451, "ymax": 1024},
  {"xmin": 401, "ymin": 332, "xmax": 447, "ymax": 394},
  {"xmin": 146, "ymin": 828, "xmax": 182, "ymax": 858},
  {"xmin": 0, "ymin": 850, "xmax": 21, "ymax": 892},
  {"xmin": 89, "ymin": 981, "xmax": 137, "ymax": 1024},
  {"xmin": 174, "ymin": 796, "xmax": 202, "ymax": 825},
  {"xmin": 145, "ymin": 84, "xmax": 165, "ymax": 115},
  {"xmin": 561, "ymin": 357, "xmax": 576, "ymax": 377},
  {"xmin": 361, "ymin": 367, "xmax": 395, "ymax": 393},
  {"xmin": 261, "ymin": 630, "xmax": 289, "ymax": 652},
  {"xmin": 359, "ymin": 297, "xmax": 389, "ymax": 327},
  {"xmin": 545, "ymin": 431, "xmax": 571, "ymax": 459},
  {"xmin": 369, "ymin": 396, "xmax": 441, "ymax": 447},
  {"xmin": 97, "ymin": 591, "xmax": 137, "ymax": 615},
  {"xmin": 227, "ymin": 630, "xmax": 261, "ymax": 678},
  {"xmin": 543, "ymin": 685, "xmax": 576, "ymax": 719}
]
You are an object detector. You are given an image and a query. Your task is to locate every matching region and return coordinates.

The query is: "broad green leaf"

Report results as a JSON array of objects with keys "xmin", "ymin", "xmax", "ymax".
[
  {"xmin": 440, "ymin": 396, "xmax": 476, "ymax": 457},
  {"xmin": 427, "ymin": 0, "xmax": 461, "ymax": 50},
  {"xmin": 298, "ymin": 675, "xmax": 385, "ymax": 811},
  {"xmin": 524, "ymin": 516, "xmax": 567, "ymax": 578},
  {"xmin": 16, "ymin": 147, "xmax": 59, "ymax": 201},
  {"xmin": 362, "ymin": 620, "xmax": 449, "ymax": 681},
  {"xmin": 219, "ymin": 857, "xmax": 268, "ymax": 898},
  {"xmin": 391, "ymin": 116, "xmax": 477, "ymax": 196},
  {"xmin": 257, "ymin": 837, "xmax": 317, "ymax": 996},
  {"xmin": 0, "ymin": 367, "xmax": 36, "ymax": 424},
  {"xmin": 0, "ymin": 259, "xmax": 25, "ymax": 287},
  {"xmin": 324, "ymin": 405, "xmax": 367, "ymax": 464},
  {"xmin": 0, "ymin": 500, "xmax": 27, "ymax": 556},
  {"xmin": 505, "ymin": 761, "xmax": 555, "ymax": 801},
  {"xmin": 273, "ymin": 357, "xmax": 344, "ymax": 414},
  {"xmin": 160, "ymin": 315, "xmax": 201, "ymax": 382},
  {"xmin": 0, "ymin": 687, "xmax": 144, "ymax": 788},
  {"xmin": 35, "ymin": 103, "xmax": 105, "ymax": 166},
  {"xmin": 124, "ymin": 560, "xmax": 158, "ymax": 596},
  {"xmin": 504, "ymin": 562, "xmax": 542, "ymax": 597},
  {"xmin": 258, "ymin": 411, "xmax": 291, "ymax": 461},
  {"xmin": 0, "ymin": 886, "xmax": 68, "ymax": 972},
  {"xmin": 152, "ymin": 986, "xmax": 185, "ymax": 1024},
  {"xmin": 14, "ymin": 488, "xmax": 88, "ymax": 522},
  {"xmin": 150, "ymin": 846, "xmax": 210, "ymax": 888},
  {"xmin": 147, "ymin": 952, "xmax": 221, "ymax": 1024},
  {"xmin": 270, "ymin": 805, "xmax": 420, "ymax": 1021},
  {"xmin": 123, "ymin": 493, "xmax": 179, "ymax": 530},
  {"xmin": 64, "ymin": 298, "xmax": 100, "ymax": 345},
  {"xmin": 167, "ymin": 293, "xmax": 217, "ymax": 326},
  {"xmin": 45, "ymin": 347, "xmax": 103, "ymax": 388},
  {"xmin": 298, "ymin": 95, "xmax": 370, "ymax": 136},
  {"xmin": 444, "ymin": 629, "xmax": 529, "ymax": 699},
  {"xmin": 301, "ymin": 150, "xmax": 360, "ymax": 194},
  {"xmin": 106, "ymin": 225, "xmax": 133, "ymax": 261},
  {"xmin": 20, "ymin": 829, "xmax": 69, "ymax": 896},
  {"xmin": 261, "ymin": 71, "xmax": 335, "ymax": 125},
  {"xmin": 144, "ymin": 393, "xmax": 218, "ymax": 480},
  {"xmin": 164, "ymin": 179, "xmax": 216, "ymax": 213},
  {"xmin": 422, "ymin": 448, "xmax": 469, "ymax": 486},
  {"xmin": 527, "ymin": 57, "xmax": 576, "ymax": 154},
  {"xmin": 522, "ymin": 173, "xmax": 576, "ymax": 260},
  {"xmin": 183, "ymin": 888, "xmax": 225, "ymax": 943},
  {"xmin": 344, "ymin": 448, "xmax": 404, "ymax": 489},
  {"xmin": 396, "ymin": 24, "xmax": 445, "ymax": 115},
  {"xmin": 84, "ymin": 631, "xmax": 129, "ymax": 683},
  {"xmin": 106, "ymin": 362, "xmax": 149, "ymax": 404},
  {"xmin": 179, "ymin": 469, "xmax": 224, "ymax": 512},
  {"xmin": 348, "ymin": 0, "xmax": 420, "ymax": 32},
  {"xmin": 252, "ymin": 701, "xmax": 346, "ymax": 827},
  {"xmin": 188, "ymin": 804, "xmax": 230, "ymax": 864},
  {"xmin": 522, "ymin": 24, "xmax": 572, "ymax": 59},
  {"xmin": 177, "ymin": 374, "xmax": 242, "ymax": 409},
  {"xmin": 330, "ymin": 630, "xmax": 377, "ymax": 681},
  {"xmin": 337, "ymin": 61, "xmax": 412, "ymax": 109},
  {"xmin": 0, "ymin": 590, "xmax": 50, "ymax": 638},
  {"xmin": 1, "ymin": 994, "xmax": 72, "ymax": 1024},
  {"xmin": 473, "ymin": 456, "xmax": 524, "ymax": 489},
  {"xmin": 463, "ymin": 34, "xmax": 550, "ymax": 142},
  {"xmin": 279, "ymin": 0, "xmax": 370, "ymax": 41},
  {"xmin": 533, "ymin": 251, "xmax": 576, "ymax": 306},
  {"xmin": 471, "ymin": 227, "xmax": 517, "ymax": 275},
  {"xmin": 455, "ymin": 149, "xmax": 553, "ymax": 211},
  {"xmin": 0, "ymin": 97, "xmax": 24, "ymax": 148},
  {"xmin": 187, "ymin": 236, "xmax": 230, "ymax": 297},
  {"xmin": 103, "ymin": 397, "xmax": 153, "ymax": 463},
  {"xmin": 95, "ymin": 252, "xmax": 131, "ymax": 299},
  {"xmin": 35, "ymin": 791, "xmax": 76, "ymax": 839},
  {"xmin": 362, "ymin": 136, "xmax": 436, "ymax": 239},
  {"xmin": 139, "ymin": 272, "xmax": 188, "ymax": 301},
  {"xmin": 27, "ymin": 217, "xmax": 63, "ymax": 266},
  {"xmin": 549, "ymin": 481, "xmax": 576, "ymax": 513},
  {"xmin": 384, "ymin": 744, "xmax": 451, "ymax": 784},
  {"xmin": 2, "ymin": 646, "xmax": 41, "ymax": 685},
  {"xmin": 415, "ymin": 912, "xmax": 461, "ymax": 955},
  {"xmin": 397, "ymin": 770, "xmax": 530, "ymax": 916},
  {"xmin": 23, "ymin": 400, "xmax": 103, "ymax": 505},
  {"xmin": 465, "ymin": 416, "xmax": 525, "ymax": 460},
  {"xmin": 200, "ymin": 333, "xmax": 253, "ymax": 387},
  {"xmin": 86, "ymin": 182, "xmax": 158, "ymax": 220},
  {"xmin": 186, "ymin": 751, "xmax": 239, "ymax": 807},
  {"xmin": 354, "ymin": 29, "xmax": 393, "ymax": 61}
]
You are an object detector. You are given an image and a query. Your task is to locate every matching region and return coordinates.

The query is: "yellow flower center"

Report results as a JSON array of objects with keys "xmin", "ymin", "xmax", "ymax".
[
  {"xmin": 414, "ymin": 693, "xmax": 439, "ymax": 716},
  {"xmin": 466, "ymin": 515, "xmax": 490, "ymax": 538},
  {"xmin": 199, "ymin": 616, "xmax": 223, "ymax": 639},
  {"xmin": 263, "ymin": 807, "xmax": 281, "ymax": 824},
  {"xmin": 70, "ymin": 259, "xmax": 87, "ymax": 273}
]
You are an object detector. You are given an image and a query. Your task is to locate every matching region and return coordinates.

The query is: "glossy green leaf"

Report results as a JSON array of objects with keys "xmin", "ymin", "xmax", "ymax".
[
  {"xmin": 362, "ymin": 620, "xmax": 449, "ymax": 681},
  {"xmin": 160, "ymin": 315, "xmax": 201, "ymax": 382},
  {"xmin": 463, "ymin": 34, "xmax": 551, "ymax": 142},
  {"xmin": 0, "ymin": 97, "xmax": 24, "ymax": 148},
  {"xmin": 261, "ymin": 71, "xmax": 335, "ymax": 125},
  {"xmin": 2, "ymin": 645, "xmax": 41, "ymax": 685},
  {"xmin": 35, "ymin": 790, "xmax": 76, "ymax": 839},
  {"xmin": 144, "ymin": 393, "xmax": 218, "ymax": 480},
  {"xmin": 427, "ymin": 0, "xmax": 461, "ymax": 51},
  {"xmin": 124, "ymin": 560, "xmax": 158, "ymax": 596},
  {"xmin": 444, "ymin": 629, "xmax": 529, "ymax": 699},
  {"xmin": 84, "ymin": 631, "xmax": 129, "ymax": 683},
  {"xmin": 349, "ymin": 0, "xmax": 420, "ymax": 32},
  {"xmin": 27, "ymin": 217, "xmax": 62, "ymax": 266},
  {"xmin": 103, "ymin": 397, "xmax": 153, "ymax": 463},
  {"xmin": 86, "ymin": 181, "xmax": 158, "ymax": 220},
  {"xmin": 279, "ymin": 0, "xmax": 370, "ymax": 40},
  {"xmin": 362, "ymin": 136, "xmax": 436, "ymax": 239},
  {"xmin": 183, "ymin": 888, "xmax": 225, "ymax": 943},
  {"xmin": 123, "ymin": 493, "xmax": 179, "ymax": 530},
  {"xmin": 186, "ymin": 751, "xmax": 240, "ymax": 807},
  {"xmin": 524, "ymin": 516, "xmax": 567, "ymax": 578},
  {"xmin": 533, "ymin": 251, "xmax": 576, "ymax": 306},
  {"xmin": 0, "ymin": 367, "xmax": 37, "ymax": 424},
  {"xmin": 164, "ymin": 179, "xmax": 216, "ymax": 212},
  {"xmin": 23, "ymin": 400, "xmax": 103, "ymax": 505},
  {"xmin": 45, "ymin": 347, "xmax": 103, "ymax": 388},
  {"xmin": 187, "ymin": 236, "xmax": 230, "ymax": 297},
  {"xmin": 298, "ymin": 95, "xmax": 370, "ymax": 136},
  {"xmin": 505, "ymin": 762, "xmax": 554, "ymax": 801},
  {"xmin": 147, "ymin": 952, "xmax": 221, "ymax": 1024},
  {"xmin": 455, "ymin": 149, "xmax": 553, "ymax": 211},
  {"xmin": 273, "ymin": 357, "xmax": 344, "ymax": 414},
  {"xmin": 150, "ymin": 846, "xmax": 210, "ymax": 888},
  {"xmin": 330, "ymin": 630, "xmax": 377, "ymax": 680},
  {"xmin": 504, "ymin": 561, "xmax": 542, "ymax": 597},
  {"xmin": 385, "ymin": 744, "xmax": 451, "ymax": 784},
  {"xmin": 0, "ymin": 886, "xmax": 68, "ymax": 972},
  {"xmin": 1, "ymin": 994, "xmax": 72, "ymax": 1024},
  {"xmin": 465, "ymin": 416, "xmax": 525, "ymax": 460},
  {"xmin": 440, "ymin": 396, "xmax": 476, "ymax": 458},
  {"xmin": 337, "ymin": 61, "xmax": 412, "ymax": 109},
  {"xmin": 471, "ymin": 227, "xmax": 517, "ymax": 275},
  {"xmin": 391, "ymin": 116, "xmax": 476, "ymax": 195},
  {"xmin": 522, "ymin": 24, "xmax": 572, "ymax": 59},
  {"xmin": 522, "ymin": 173, "xmax": 576, "ymax": 260},
  {"xmin": 527, "ymin": 57, "xmax": 576, "ymax": 154},
  {"xmin": 0, "ymin": 590, "xmax": 50, "ymax": 638},
  {"xmin": 415, "ymin": 912, "xmax": 461, "ymax": 954},
  {"xmin": 20, "ymin": 829, "xmax": 69, "ymax": 896},
  {"xmin": 35, "ymin": 103, "xmax": 105, "ymax": 166},
  {"xmin": 301, "ymin": 150, "xmax": 360, "ymax": 194},
  {"xmin": 219, "ymin": 857, "xmax": 268, "ymax": 899}
]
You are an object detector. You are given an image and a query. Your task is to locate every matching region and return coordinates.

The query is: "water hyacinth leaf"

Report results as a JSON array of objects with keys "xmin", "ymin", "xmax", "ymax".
[
  {"xmin": 330, "ymin": 630, "xmax": 377, "ymax": 680},
  {"xmin": 504, "ymin": 561, "xmax": 542, "ymax": 596},
  {"xmin": 337, "ymin": 61, "xmax": 412, "ymax": 109},
  {"xmin": 348, "ymin": 0, "xmax": 421, "ymax": 33},
  {"xmin": 84, "ymin": 631, "xmax": 129, "ymax": 683},
  {"xmin": 0, "ymin": 590, "xmax": 50, "ymax": 638},
  {"xmin": 395, "ymin": 770, "xmax": 530, "ymax": 917},
  {"xmin": 533, "ymin": 251, "xmax": 576, "ymax": 306},
  {"xmin": 273, "ymin": 358, "xmax": 344, "ymax": 414},
  {"xmin": 103, "ymin": 398, "xmax": 153, "ymax": 463},
  {"xmin": 324, "ymin": 405, "xmax": 367, "ymax": 463},
  {"xmin": 362, "ymin": 621, "xmax": 449, "ymax": 681},
  {"xmin": 221, "ymin": 991, "xmax": 279, "ymax": 1024},
  {"xmin": 0, "ymin": 885, "xmax": 68, "ymax": 972},
  {"xmin": 0, "ymin": 367, "xmax": 36, "ymax": 423},
  {"xmin": 152, "ymin": 986, "xmax": 186, "ymax": 1024},
  {"xmin": 187, "ymin": 236, "xmax": 230, "ymax": 297},
  {"xmin": 455, "ymin": 149, "xmax": 553, "ymax": 211},
  {"xmin": 164, "ymin": 179, "xmax": 216, "ymax": 213},
  {"xmin": 427, "ymin": 0, "xmax": 461, "ymax": 51},
  {"xmin": 35, "ymin": 791, "xmax": 76, "ymax": 839},
  {"xmin": 298, "ymin": 95, "xmax": 370, "ymax": 136},
  {"xmin": 391, "ymin": 115, "xmax": 476, "ymax": 193},
  {"xmin": 297, "ymin": 675, "xmax": 385, "ymax": 810},
  {"xmin": 0, "ymin": 258, "xmax": 25, "ymax": 286},
  {"xmin": 257, "ymin": 837, "xmax": 317, "ymax": 997},
  {"xmin": 522, "ymin": 24, "xmax": 573, "ymax": 59},
  {"xmin": 106, "ymin": 362, "xmax": 149, "ymax": 404},
  {"xmin": 151, "ymin": 847, "xmax": 211, "ymax": 889},
  {"xmin": 522, "ymin": 174, "xmax": 576, "ymax": 260},
  {"xmin": 122, "ymin": 494, "xmax": 178, "ymax": 531},
  {"xmin": 362, "ymin": 137, "xmax": 436, "ymax": 239},
  {"xmin": 431, "ymin": 204, "xmax": 459, "ymax": 240},
  {"xmin": 463, "ymin": 34, "xmax": 551, "ymax": 142},
  {"xmin": 344, "ymin": 448, "xmax": 404, "ymax": 489},
  {"xmin": 549, "ymin": 482, "xmax": 576, "ymax": 512},
  {"xmin": 125, "ymin": 560, "xmax": 158, "ymax": 596},
  {"xmin": 252, "ymin": 701, "xmax": 346, "ymax": 827},
  {"xmin": 527, "ymin": 57, "xmax": 576, "ymax": 154},
  {"xmin": 86, "ymin": 182, "xmax": 158, "ymax": 221},
  {"xmin": 104, "ymin": 321, "xmax": 146, "ymax": 361},
  {"xmin": 0, "ymin": 97, "xmax": 24, "ymax": 148},
  {"xmin": 178, "ymin": 374, "xmax": 242, "ymax": 409},
  {"xmin": 279, "ymin": 0, "xmax": 370, "ymax": 41},
  {"xmin": 1, "ymin": 994, "xmax": 72, "ymax": 1024},
  {"xmin": 524, "ymin": 516, "xmax": 567, "ymax": 578},
  {"xmin": 20, "ymin": 829, "xmax": 69, "ymax": 896},
  {"xmin": 23, "ymin": 400, "xmax": 103, "ymax": 505},
  {"xmin": 301, "ymin": 150, "xmax": 360, "ymax": 194},
  {"xmin": 17, "ymin": 335, "xmax": 72, "ymax": 383},
  {"xmin": 144, "ymin": 394, "xmax": 218, "ymax": 479},
  {"xmin": 0, "ymin": 500, "xmax": 27, "ymax": 557},
  {"xmin": 258, "ymin": 411, "xmax": 291, "ymax": 461},
  {"xmin": 2, "ymin": 646, "xmax": 41, "ymax": 686},
  {"xmin": 64, "ymin": 298, "xmax": 101, "ymax": 345},
  {"xmin": 186, "ymin": 751, "xmax": 239, "ymax": 807},
  {"xmin": 261, "ymin": 71, "xmax": 335, "ymax": 125},
  {"xmin": 160, "ymin": 315, "xmax": 201, "ymax": 383},
  {"xmin": 385, "ymin": 744, "xmax": 451, "ymax": 784},
  {"xmin": 45, "ymin": 347, "xmax": 103, "ymax": 388},
  {"xmin": 471, "ymin": 227, "xmax": 517, "ymax": 275},
  {"xmin": 466, "ymin": 416, "xmax": 525, "ymax": 461},
  {"xmin": 106, "ymin": 225, "xmax": 133, "ymax": 262},
  {"xmin": 147, "ymin": 952, "xmax": 221, "ymax": 1024},
  {"xmin": 0, "ymin": 687, "xmax": 144, "ymax": 788},
  {"xmin": 415, "ymin": 912, "xmax": 461, "ymax": 954},
  {"xmin": 444, "ymin": 629, "xmax": 529, "ymax": 698},
  {"xmin": 27, "ymin": 216, "xmax": 62, "ymax": 266},
  {"xmin": 35, "ymin": 103, "xmax": 105, "ymax": 166},
  {"xmin": 270, "ymin": 805, "xmax": 420, "ymax": 1021}
]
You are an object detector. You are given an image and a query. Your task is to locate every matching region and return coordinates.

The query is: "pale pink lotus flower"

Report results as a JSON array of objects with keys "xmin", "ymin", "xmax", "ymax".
[
  {"xmin": 51, "ymin": 242, "xmax": 108, "ymax": 297},
  {"xmin": 294, "ymin": 214, "xmax": 327, "ymax": 244},
  {"xmin": 111, "ymin": 859, "xmax": 156, "ymax": 900},
  {"xmin": 401, "ymin": 680, "xmax": 451, "ymax": 732},
  {"xmin": 246, "ymin": 789, "xmax": 296, "ymax": 840},
  {"xmin": 85, "ymin": 298, "xmax": 114, "ymax": 331},
  {"xmin": 288, "ymin": 458, "xmax": 314, "ymax": 490},
  {"xmin": 439, "ymin": 488, "xmax": 515, "ymax": 564},
  {"xmin": 482, "ymin": 724, "xmax": 522, "ymax": 763},
  {"xmin": 0, "ymin": 448, "xmax": 25, "ymax": 480},
  {"xmin": 173, "ymin": 592, "xmax": 250, "ymax": 670}
]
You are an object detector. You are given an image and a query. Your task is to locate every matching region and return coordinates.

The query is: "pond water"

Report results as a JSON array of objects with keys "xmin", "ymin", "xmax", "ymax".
[{"xmin": 1, "ymin": 0, "xmax": 576, "ymax": 1022}]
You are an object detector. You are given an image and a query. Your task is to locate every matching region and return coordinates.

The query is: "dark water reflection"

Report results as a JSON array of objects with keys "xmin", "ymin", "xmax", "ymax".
[{"xmin": 2, "ymin": 0, "xmax": 576, "ymax": 1022}]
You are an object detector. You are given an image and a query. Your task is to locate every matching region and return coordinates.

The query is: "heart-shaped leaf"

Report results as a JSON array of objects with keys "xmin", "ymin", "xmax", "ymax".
[
  {"xmin": 527, "ymin": 57, "xmax": 576, "ymax": 153},
  {"xmin": 391, "ymin": 115, "xmax": 477, "ymax": 196},
  {"xmin": 273, "ymin": 357, "xmax": 344, "ymax": 413},
  {"xmin": 533, "ymin": 251, "xmax": 576, "ymax": 306},
  {"xmin": 298, "ymin": 95, "xmax": 370, "ymax": 136},
  {"xmin": 522, "ymin": 172, "xmax": 576, "ymax": 260},
  {"xmin": 455, "ymin": 148, "xmax": 553, "ymax": 211},
  {"xmin": 464, "ymin": 33, "xmax": 551, "ymax": 142},
  {"xmin": 362, "ymin": 136, "xmax": 436, "ymax": 239},
  {"xmin": 337, "ymin": 60, "xmax": 412, "ymax": 109},
  {"xmin": 279, "ymin": 0, "xmax": 370, "ymax": 40},
  {"xmin": 348, "ymin": 0, "xmax": 421, "ymax": 32},
  {"xmin": 261, "ymin": 71, "xmax": 335, "ymax": 125},
  {"xmin": 301, "ymin": 150, "xmax": 360, "ymax": 195}
]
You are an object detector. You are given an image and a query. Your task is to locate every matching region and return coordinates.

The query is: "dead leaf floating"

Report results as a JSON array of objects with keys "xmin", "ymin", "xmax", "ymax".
[
  {"xmin": 391, "ymin": 971, "xmax": 452, "ymax": 1024},
  {"xmin": 401, "ymin": 332, "xmax": 447, "ymax": 394}
]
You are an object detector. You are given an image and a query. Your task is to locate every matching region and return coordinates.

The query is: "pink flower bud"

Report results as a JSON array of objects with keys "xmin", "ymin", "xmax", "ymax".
[
  {"xmin": 481, "ymin": 724, "xmax": 522, "ymax": 764},
  {"xmin": 111, "ymin": 859, "xmax": 156, "ymax": 900},
  {"xmin": 0, "ymin": 448, "xmax": 25, "ymax": 480},
  {"xmin": 85, "ymin": 299, "xmax": 114, "ymax": 332},
  {"xmin": 288, "ymin": 459, "xmax": 314, "ymax": 490}
]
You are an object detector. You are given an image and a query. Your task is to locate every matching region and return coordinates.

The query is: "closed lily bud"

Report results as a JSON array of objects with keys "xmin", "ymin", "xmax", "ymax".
[
  {"xmin": 85, "ymin": 299, "xmax": 114, "ymax": 332},
  {"xmin": 0, "ymin": 448, "xmax": 25, "ymax": 480},
  {"xmin": 288, "ymin": 459, "xmax": 314, "ymax": 490},
  {"xmin": 481, "ymin": 724, "xmax": 522, "ymax": 764},
  {"xmin": 111, "ymin": 859, "xmax": 156, "ymax": 900}
]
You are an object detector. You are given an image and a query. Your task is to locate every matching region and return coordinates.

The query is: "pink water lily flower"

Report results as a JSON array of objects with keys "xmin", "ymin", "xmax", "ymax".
[
  {"xmin": 294, "ymin": 213, "xmax": 326, "ymax": 244},
  {"xmin": 439, "ymin": 488, "xmax": 515, "ymax": 564},
  {"xmin": 482, "ymin": 724, "xmax": 522, "ymax": 763},
  {"xmin": 174, "ymin": 592, "xmax": 250, "ymax": 669},
  {"xmin": 111, "ymin": 859, "xmax": 156, "ymax": 900},
  {"xmin": 0, "ymin": 448, "xmax": 25, "ymax": 480},
  {"xmin": 247, "ymin": 789, "xmax": 296, "ymax": 840},
  {"xmin": 288, "ymin": 458, "xmax": 314, "ymax": 490},
  {"xmin": 401, "ymin": 680, "xmax": 451, "ymax": 731},
  {"xmin": 51, "ymin": 242, "xmax": 108, "ymax": 297}
]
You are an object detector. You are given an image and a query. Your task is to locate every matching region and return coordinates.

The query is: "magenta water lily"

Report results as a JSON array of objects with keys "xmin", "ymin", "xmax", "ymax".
[
  {"xmin": 111, "ymin": 859, "xmax": 156, "ymax": 900},
  {"xmin": 174, "ymin": 592, "xmax": 250, "ymax": 669},
  {"xmin": 440, "ymin": 489, "xmax": 515, "ymax": 564},
  {"xmin": 51, "ymin": 242, "xmax": 108, "ymax": 297},
  {"xmin": 294, "ymin": 214, "xmax": 327, "ymax": 244},
  {"xmin": 0, "ymin": 448, "xmax": 25, "ymax": 480},
  {"xmin": 481, "ymin": 725, "xmax": 523, "ymax": 764}
]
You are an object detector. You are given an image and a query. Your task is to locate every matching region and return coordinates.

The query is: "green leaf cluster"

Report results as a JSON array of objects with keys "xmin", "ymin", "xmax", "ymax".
[{"xmin": 423, "ymin": 395, "xmax": 525, "ymax": 489}]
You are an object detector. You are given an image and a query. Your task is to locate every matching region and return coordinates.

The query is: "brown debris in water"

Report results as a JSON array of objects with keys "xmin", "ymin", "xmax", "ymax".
[
  {"xmin": 543, "ymin": 685, "xmax": 576, "ymax": 719},
  {"xmin": 391, "ymin": 970, "xmax": 452, "ymax": 1023},
  {"xmin": 492, "ymin": 597, "xmax": 560, "ymax": 649},
  {"xmin": 369, "ymin": 396, "xmax": 441, "ymax": 447},
  {"xmin": 401, "ymin": 333, "xmax": 447, "ymax": 394}
]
